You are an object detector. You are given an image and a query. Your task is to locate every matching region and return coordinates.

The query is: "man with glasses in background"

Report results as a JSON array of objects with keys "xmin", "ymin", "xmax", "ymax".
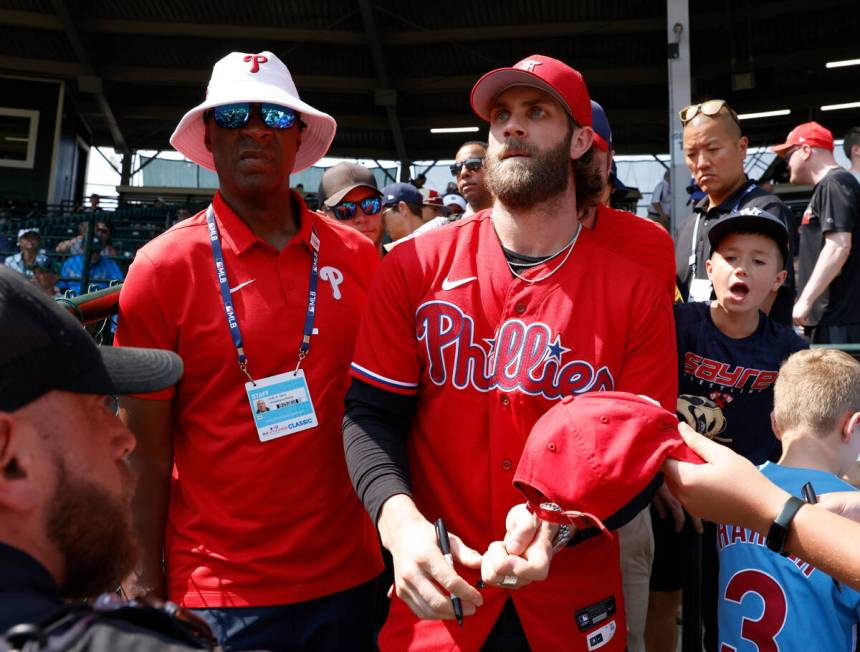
[
  {"xmin": 771, "ymin": 122, "xmax": 860, "ymax": 344},
  {"xmin": 114, "ymin": 51, "xmax": 383, "ymax": 651},
  {"xmin": 452, "ymin": 141, "xmax": 493, "ymax": 216},
  {"xmin": 652, "ymin": 99, "xmax": 797, "ymax": 652},
  {"xmin": 319, "ymin": 161, "xmax": 385, "ymax": 256},
  {"xmin": 675, "ymin": 99, "xmax": 796, "ymax": 325},
  {"xmin": 405, "ymin": 141, "xmax": 495, "ymax": 241}
]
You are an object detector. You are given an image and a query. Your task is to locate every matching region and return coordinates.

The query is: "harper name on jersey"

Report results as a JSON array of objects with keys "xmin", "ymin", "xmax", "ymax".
[
  {"xmin": 717, "ymin": 463, "xmax": 860, "ymax": 652},
  {"xmin": 415, "ymin": 300, "xmax": 615, "ymax": 397},
  {"xmin": 717, "ymin": 524, "xmax": 818, "ymax": 578}
]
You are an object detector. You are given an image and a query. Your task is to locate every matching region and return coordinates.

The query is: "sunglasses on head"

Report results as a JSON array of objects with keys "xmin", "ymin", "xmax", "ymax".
[
  {"xmin": 678, "ymin": 99, "xmax": 740, "ymax": 126},
  {"xmin": 450, "ymin": 157, "xmax": 485, "ymax": 177},
  {"xmin": 331, "ymin": 196, "xmax": 383, "ymax": 221},
  {"xmin": 208, "ymin": 103, "xmax": 305, "ymax": 130}
]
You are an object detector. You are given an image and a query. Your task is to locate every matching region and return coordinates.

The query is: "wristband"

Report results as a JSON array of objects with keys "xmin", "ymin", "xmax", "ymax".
[
  {"xmin": 539, "ymin": 502, "xmax": 574, "ymax": 553},
  {"xmin": 765, "ymin": 496, "xmax": 805, "ymax": 555}
]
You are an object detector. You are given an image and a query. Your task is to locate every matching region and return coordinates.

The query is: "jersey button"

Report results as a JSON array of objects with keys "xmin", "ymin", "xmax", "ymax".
[
  {"xmin": 501, "ymin": 459, "xmax": 513, "ymax": 471},
  {"xmin": 500, "ymin": 395, "xmax": 510, "ymax": 406},
  {"xmin": 514, "ymin": 302, "xmax": 526, "ymax": 314}
]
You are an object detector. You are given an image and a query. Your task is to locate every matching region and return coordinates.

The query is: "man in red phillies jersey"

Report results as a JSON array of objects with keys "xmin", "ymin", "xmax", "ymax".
[
  {"xmin": 343, "ymin": 55, "xmax": 677, "ymax": 651},
  {"xmin": 114, "ymin": 52, "xmax": 382, "ymax": 650},
  {"xmin": 580, "ymin": 100, "xmax": 676, "ymax": 301}
]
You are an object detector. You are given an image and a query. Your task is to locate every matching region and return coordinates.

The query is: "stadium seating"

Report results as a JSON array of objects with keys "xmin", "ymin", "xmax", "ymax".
[{"xmin": 0, "ymin": 200, "xmax": 178, "ymax": 290}]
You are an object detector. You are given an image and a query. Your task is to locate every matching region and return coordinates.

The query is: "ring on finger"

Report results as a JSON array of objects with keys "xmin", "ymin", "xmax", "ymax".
[{"xmin": 500, "ymin": 575, "xmax": 518, "ymax": 587}]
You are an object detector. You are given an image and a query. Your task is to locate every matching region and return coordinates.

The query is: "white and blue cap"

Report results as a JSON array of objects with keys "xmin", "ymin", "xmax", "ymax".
[
  {"xmin": 17, "ymin": 227, "xmax": 39, "ymax": 239},
  {"xmin": 706, "ymin": 206, "xmax": 789, "ymax": 261}
]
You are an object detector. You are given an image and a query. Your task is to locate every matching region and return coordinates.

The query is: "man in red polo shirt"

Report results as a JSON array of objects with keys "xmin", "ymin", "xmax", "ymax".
[
  {"xmin": 115, "ymin": 51, "xmax": 382, "ymax": 651},
  {"xmin": 343, "ymin": 55, "xmax": 676, "ymax": 651}
]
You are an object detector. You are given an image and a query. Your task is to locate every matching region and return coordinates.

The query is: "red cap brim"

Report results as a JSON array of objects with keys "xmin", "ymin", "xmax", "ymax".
[
  {"xmin": 470, "ymin": 68, "xmax": 572, "ymax": 122},
  {"xmin": 768, "ymin": 142, "xmax": 794, "ymax": 157}
]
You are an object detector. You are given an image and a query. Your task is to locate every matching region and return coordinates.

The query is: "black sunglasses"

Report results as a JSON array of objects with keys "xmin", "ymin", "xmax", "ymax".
[
  {"xmin": 450, "ymin": 157, "xmax": 485, "ymax": 177},
  {"xmin": 331, "ymin": 197, "xmax": 383, "ymax": 221},
  {"xmin": 207, "ymin": 103, "xmax": 306, "ymax": 130}
]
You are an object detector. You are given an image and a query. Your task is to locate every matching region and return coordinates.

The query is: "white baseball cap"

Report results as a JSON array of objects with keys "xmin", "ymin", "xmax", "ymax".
[
  {"xmin": 170, "ymin": 51, "xmax": 337, "ymax": 173},
  {"xmin": 442, "ymin": 194, "xmax": 467, "ymax": 211}
]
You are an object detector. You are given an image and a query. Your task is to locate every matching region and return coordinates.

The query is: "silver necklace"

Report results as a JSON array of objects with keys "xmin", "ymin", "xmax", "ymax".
[{"xmin": 507, "ymin": 222, "xmax": 581, "ymax": 284}]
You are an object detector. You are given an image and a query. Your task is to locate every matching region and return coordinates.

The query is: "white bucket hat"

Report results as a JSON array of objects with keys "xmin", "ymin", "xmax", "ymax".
[{"xmin": 170, "ymin": 51, "xmax": 337, "ymax": 173}]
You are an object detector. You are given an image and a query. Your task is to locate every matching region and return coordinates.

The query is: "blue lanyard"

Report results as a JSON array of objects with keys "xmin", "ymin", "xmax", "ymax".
[{"xmin": 206, "ymin": 205, "xmax": 319, "ymax": 383}]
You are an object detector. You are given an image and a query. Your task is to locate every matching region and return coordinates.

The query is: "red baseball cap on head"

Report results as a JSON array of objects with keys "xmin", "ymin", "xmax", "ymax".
[
  {"xmin": 514, "ymin": 392, "xmax": 703, "ymax": 533},
  {"xmin": 769, "ymin": 121, "xmax": 834, "ymax": 156},
  {"xmin": 470, "ymin": 54, "xmax": 592, "ymax": 128},
  {"xmin": 424, "ymin": 189, "xmax": 443, "ymax": 207}
]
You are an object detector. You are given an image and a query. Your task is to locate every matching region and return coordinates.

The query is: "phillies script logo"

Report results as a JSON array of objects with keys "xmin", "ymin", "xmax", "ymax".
[
  {"xmin": 243, "ymin": 54, "xmax": 268, "ymax": 73},
  {"xmin": 416, "ymin": 301, "xmax": 614, "ymax": 398}
]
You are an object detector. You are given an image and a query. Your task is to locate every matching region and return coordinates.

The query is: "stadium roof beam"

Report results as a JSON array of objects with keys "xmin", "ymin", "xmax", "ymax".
[
  {"xmin": 0, "ymin": 56, "xmax": 665, "ymax": 93},
  {"xmin": 358, "ymin": 0, "xmax": 410, "ymax": 180},
  {"xmin": 49, "ymin": 0, "xmax": 128, "ymax": 155}
]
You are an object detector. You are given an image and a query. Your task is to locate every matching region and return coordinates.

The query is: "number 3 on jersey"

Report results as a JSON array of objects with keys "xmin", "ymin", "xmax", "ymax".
[{"xmin": 721, "ymin": 569, "xmax": 788, "ymax": 652}]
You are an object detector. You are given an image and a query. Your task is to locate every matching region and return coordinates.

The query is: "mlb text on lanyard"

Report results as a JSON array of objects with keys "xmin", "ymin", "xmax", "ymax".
[{"xmin": 207, "ymin": 205, "xmax": 320, "ymax": 442}]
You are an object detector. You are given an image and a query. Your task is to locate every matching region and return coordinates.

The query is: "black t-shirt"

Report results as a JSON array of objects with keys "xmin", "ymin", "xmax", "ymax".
[
  {"xmin": 675, "ymin": 302, "xmax": 808, "ymax": 464},
  {"xmin": 674, "ymin": 179, "xmax": 797, "ymax": 325},
  {"xmin": 797, "ymin": 167, "xmax": 860, "ymax": 326}
]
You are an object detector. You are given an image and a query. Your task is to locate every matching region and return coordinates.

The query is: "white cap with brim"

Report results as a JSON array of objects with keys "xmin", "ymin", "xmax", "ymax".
[{"xmin": 170, "ymin": 51, "xmax": 337, "ymax": 173}]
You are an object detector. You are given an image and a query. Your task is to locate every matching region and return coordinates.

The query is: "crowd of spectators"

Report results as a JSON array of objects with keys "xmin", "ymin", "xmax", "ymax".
[
  {"xmin": 0, "ymin": 195, "xmax": 198, "ymax": 302},
  {"xmin": 3, "ymin": 47, "xmax": 860, "ymax": 652}
]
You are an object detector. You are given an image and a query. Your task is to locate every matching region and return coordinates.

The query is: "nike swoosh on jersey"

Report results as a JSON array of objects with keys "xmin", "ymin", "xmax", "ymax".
[
  {"xmin": 441, "ymin": 276, "xmax": 478, "ymax": 291},
  {"xmin": 229, "ymin": 279, "xmax": 256, "ymax": 294}
]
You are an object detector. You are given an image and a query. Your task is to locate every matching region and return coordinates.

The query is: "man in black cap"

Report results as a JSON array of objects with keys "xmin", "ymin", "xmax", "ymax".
[{"xmin": 0, "ymin": 267, "xmax": 219, "ymax": 650}]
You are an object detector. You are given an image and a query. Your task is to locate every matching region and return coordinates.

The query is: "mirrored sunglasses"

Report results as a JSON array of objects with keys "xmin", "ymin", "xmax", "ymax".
[
  {"xmin": 678, "ymin": 99, "xmax": 739, "ymax": 126},
  {"xmin": 210, "ymin": 103, "xmax": 301, "ymax": 130},
  {"xmin": 332, "ymin": 196, "xmax": 383, "ymax": 220},
  {"xmin": 450, "ymin": 157, "xmax": 485, "ymax": 177}
]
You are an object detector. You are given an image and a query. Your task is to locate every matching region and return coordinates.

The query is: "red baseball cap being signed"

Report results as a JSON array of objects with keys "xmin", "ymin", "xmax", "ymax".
[
  {"xmin": 470, "ymin": 54, "xmax": 592, "ymax": 128},
  {"xmin": 769, "ymin": 121, "xmax": 834, "ymax": 156},
  {"xmin": 514, "ymin": 392, "xmax": 702, "ymax": 533}
]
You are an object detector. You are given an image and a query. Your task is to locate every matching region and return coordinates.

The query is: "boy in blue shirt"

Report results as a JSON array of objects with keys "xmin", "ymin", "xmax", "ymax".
[
  {"xmin": 650, "ymin": 207, "xmax": 807, "ymax": 651},
  {"xmin": 717, "ymin": 348, "xmax": 860, "ymax": 651}
]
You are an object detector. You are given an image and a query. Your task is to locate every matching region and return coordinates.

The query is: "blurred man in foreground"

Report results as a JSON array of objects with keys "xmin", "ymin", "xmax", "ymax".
[{"xmin": 0, "ymin": 267, "xmax": 216, "ymax": 650}]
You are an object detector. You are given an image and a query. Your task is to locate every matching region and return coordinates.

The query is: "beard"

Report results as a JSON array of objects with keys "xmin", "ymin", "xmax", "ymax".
[
  {"xmin": 46, "ymin": 454, "xmax": 138, "ymax": 600},
  {"xmin": 485, "ymin": 133, "xmax": 572, "ymax": 210}
]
